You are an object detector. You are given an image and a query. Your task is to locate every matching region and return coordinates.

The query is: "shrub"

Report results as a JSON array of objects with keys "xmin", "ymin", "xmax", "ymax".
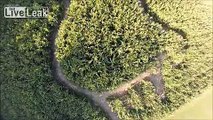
[
  {"xmin": 0, "ymin": 0, "xmax": 212, "ymax": 120},
  {"xmin": 56, "ymin": 0, "xmax": 165, "ymax": 91},
  {"xmin": 0, "ymin": 0, "xmax": 104, "ymax": 119}
]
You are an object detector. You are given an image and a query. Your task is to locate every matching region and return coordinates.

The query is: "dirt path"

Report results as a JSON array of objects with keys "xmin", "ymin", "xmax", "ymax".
[
  {"xmin": 165, "ymin": 1, "xmax": 212, "ymax": 119},
  {"xmin": 165, "ymin": 86, "xmax": 213, "ymax": 120},
  {"xmin": 49, "ymin": 0, "xmax": 169, "ymax": 120}
]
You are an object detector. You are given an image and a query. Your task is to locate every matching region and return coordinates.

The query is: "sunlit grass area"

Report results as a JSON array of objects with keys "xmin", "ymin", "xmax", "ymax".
[
  {"xmin": 0, "ymin": 0, "xmax": 212, "ymax": 119},
  {"xmin": 165, "ymin": 86, "xmax": 212, "ymax": 120}
]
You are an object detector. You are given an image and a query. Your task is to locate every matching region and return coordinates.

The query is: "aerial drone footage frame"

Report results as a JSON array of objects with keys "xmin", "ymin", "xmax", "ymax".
[{"xmin": 0, "ymin": 0, "xmax": 212, "ymax": 120}]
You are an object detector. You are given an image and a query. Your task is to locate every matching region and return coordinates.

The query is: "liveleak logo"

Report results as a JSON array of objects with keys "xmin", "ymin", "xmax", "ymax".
[{"xmin": 4, "ymin": 7, "xmax": 49, "ymax": 18}]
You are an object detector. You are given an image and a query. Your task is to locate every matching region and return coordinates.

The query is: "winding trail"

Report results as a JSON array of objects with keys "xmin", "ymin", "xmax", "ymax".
[
  {"xmin": 48, "ymin": 0, "xmax": 186, "ymax": 119},
  {"xmin": 139, "ymin": 0, "xmax": 188, "ymax": 40}
]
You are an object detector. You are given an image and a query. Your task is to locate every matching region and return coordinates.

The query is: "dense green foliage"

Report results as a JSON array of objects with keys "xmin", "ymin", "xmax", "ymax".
[
  {"xmin": 109, "ymin": 0, "xmax": 212, "ymax": 119},
  {"xmin": 1, "ymin": 0, "xmax": 212, "ymax": 120},
  {"xmin": 0, "ymin": 0, "xmax": 104, "ymax": 119},
  {"xmin": 56, "ymin": 0, "xmax": 164, "ymax": 91}
]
